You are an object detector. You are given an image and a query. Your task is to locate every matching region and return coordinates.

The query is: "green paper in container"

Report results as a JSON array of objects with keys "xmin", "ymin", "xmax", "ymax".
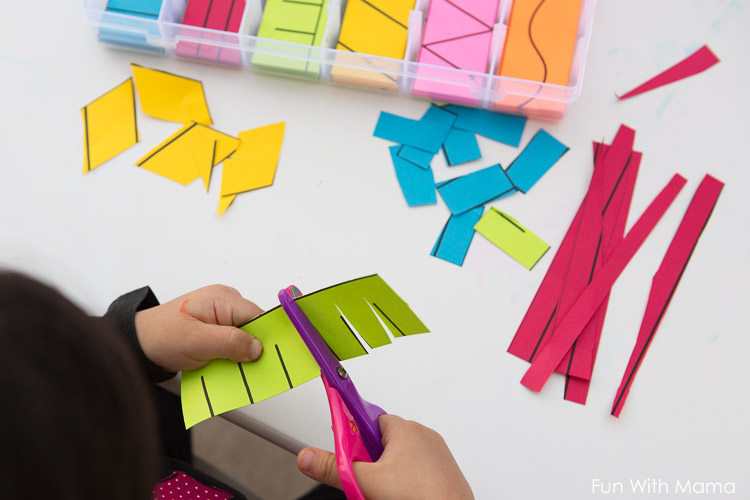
[{"xmin": 180, "ymin": 275, "xmax": 429, "ymax": 428}]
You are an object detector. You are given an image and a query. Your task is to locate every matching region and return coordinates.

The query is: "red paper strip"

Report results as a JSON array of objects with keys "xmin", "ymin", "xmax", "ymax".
[
  {"xmin": 563, "ymin": 151, "xmax": 642, "ymax": 404},
  {"xmin": 553, "ymin": 128, "xmax": 635, "ymax": 378},
  {"xmin": 521, "ymin": 174, "xmax": 687, "ymax": 392},
  {"xmin": 611, "ymin": 174, "xmax": 724, "ymax": 417},
  {"xmin": 618, "ymin": 45, "xmax": 719, "ymax": 100},
  {"xmin": 508, "ymin": 126, "xmax": 634, "ymax": 364}
]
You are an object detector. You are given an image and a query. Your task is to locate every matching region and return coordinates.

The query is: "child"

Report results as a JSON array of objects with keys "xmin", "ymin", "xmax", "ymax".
[{"xmin": 0, "ymin": 272, "xmax": 473, "ymax": 499}]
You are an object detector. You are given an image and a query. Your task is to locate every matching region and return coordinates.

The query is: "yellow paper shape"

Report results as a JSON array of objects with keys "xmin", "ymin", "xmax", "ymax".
[
  {"xmin": 218, "ymin": 194, "xmax": 236, "ymax": 215},
  {"xmin": 332, "ymin": 0, "xmax": 413, "ymax": 91},
  {"xmin": 131, "ymin": 63, "xmax": 212, "ymax": 125},
  {"xmin": 220, "ymin": 122, "xmax": 285, "ymax": 196},
  {"xmin": 474, "ymin": 208, "xmax": 550, "ymax": 270},
  {"xmin": 136, "ymin": 123, "xmax": 239, "ymax": 186},
  {"xmin": 81, "ymin": 78, "xmax": 139, "ymax": 173}
]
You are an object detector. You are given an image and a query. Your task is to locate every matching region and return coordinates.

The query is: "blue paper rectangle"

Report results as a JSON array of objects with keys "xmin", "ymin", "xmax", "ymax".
[
  {"xmin": 505, "ymin": 129, "xmax": 569, "ymax": 193},
  {"xmin": 443, "ymin": 128, "xmax": 481, "ymax": 166},
  {"xmin": 436, "ymin": 164, "xmax": 516, "ymax": 214},
  {"xmin": 443, "ymin": 105, "xmax": 526, "ymax": 147},
  {"xmin": 374, "ymin": 105, "xmax": 455, "ymax": 153},
  {"xmin": 398, "ymin": 146, "xmax": 434, "ymax": 169},
  {"xmin": 389, "ymin": 146, "xmax": 437, "ymax": 207},
  {"xmin": 431, "ymin": 207, "xmax": 484, "ymax": 266},
  {"xmin": 107, "ymin": 0, "xmax": 162, "ymax": 18}
]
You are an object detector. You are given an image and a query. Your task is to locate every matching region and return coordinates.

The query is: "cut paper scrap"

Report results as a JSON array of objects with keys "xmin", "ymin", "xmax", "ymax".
[
  {"xmin": 81, "ymin": 78, "xmax": 139, "ymax": 173},
  {"xmin": 563, "ymin": 149, "xmax": 642, "ymax": 404},
  {"xmin": 508, "ymin": 126, "xmax": 636, "ymax": 378},
  {"xmin": 252, "ymin": 0, "xmax": 328, "ymax": 78},
  {"xmin": 136, "ymin": 122, "xmax": 239, "ymax": 186},
  {"xmin": 612, "ymin": 174, "xmax": 724, "ymax": 417},
  {"xmin": 398, "ymin": 146, "xmax": 435, "ymax": 169},
  {"xmin": 474, "ymin": 208, "xmax": 549, "ymax": 270},
  {"xmin": 218, "ymin": 194, "xmax": 236, "ymax": 216},
  {"xmin": 520, "ymin": 174, "xmax": 687, "ymax": 392},
  {"xmin": 389, "ymin": 146, "xmax": 437, "ymax": 207},
  {"xmin": 506, "ymin": 129, "xmax": 568, "ymax": 193},
  {"xmin": 443, "ymin": 128, "xmax": 481, "ymax": 166},
  {"xmin": 443, "ymin": 105, "xmax": 527, "ymax": 147},
  {"xmin": 436, "ymin": 164, "xmax": 515, "ymax": 215},
  {"xmin": 498, "ymin": 0, "xmax": 583, "ymax": 85},
  {"xmin": 131, "ymin": 63, "xmax": 212, "ymax": 125},
  {"xmin": 180, "ymin": 275, "xmax": 429, "ymax": 428},
  {"xmin": 220, "ymin": 122, "xmax": 285, "ymax": 197},
  {"xmin": 431, "ymin": 207, "xmax": 484, "ymax": 266},
  {"xmin": 618, "ymin": 45, "xmax": 720, "ymax": 100},
  {"xmin": 332, "ymin": 0, "xmax": 414, "ymax": 91},
  {"xmin": 412, "ymin": 0, "xmax": 500, "ymax": 105},
  {"xmin": 373, "ymin": 105, "xmax": 456, "ymax": 153}
]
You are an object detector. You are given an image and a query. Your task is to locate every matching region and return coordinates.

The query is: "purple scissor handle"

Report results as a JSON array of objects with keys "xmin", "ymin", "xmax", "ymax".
[{"xmin": 279, "ymin": 286, "xmax": 386, "ymax": 498}]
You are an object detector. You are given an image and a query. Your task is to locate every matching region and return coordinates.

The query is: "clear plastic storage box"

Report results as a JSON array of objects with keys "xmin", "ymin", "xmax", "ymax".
[{"xmin": 82, "ymin": 0, "xmax": 596, "ymax": 120}]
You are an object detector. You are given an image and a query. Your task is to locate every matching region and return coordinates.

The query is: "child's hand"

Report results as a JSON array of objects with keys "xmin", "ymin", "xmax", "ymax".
[
  {"xmin": 134, "ymin": 285, "xmax": 264, "ymax": 372},
  {"xmin": 296, "ymin": 415, "xmax": 474, "ymax": 500}
]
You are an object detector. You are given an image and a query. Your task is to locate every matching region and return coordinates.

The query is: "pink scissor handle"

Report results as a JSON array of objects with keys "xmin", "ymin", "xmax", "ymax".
[{"xmin": 322, "ymin": 375, "xmax": 375, "ymax": 500}]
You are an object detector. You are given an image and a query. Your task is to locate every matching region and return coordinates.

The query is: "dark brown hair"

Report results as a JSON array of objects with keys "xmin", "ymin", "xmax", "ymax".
[{"xmin": 0, "ymin": 272, "xmax": 159, "ymax": 499}]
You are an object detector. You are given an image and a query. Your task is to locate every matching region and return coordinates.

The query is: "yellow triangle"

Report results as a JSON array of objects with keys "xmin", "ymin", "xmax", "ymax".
[
  {"xmin": 136, "ymin": 123, "xmax": 239, "ymax": 186},
  {"xmin": 218, "ymin": 194, "xmax": 236, "ymax": 215}
]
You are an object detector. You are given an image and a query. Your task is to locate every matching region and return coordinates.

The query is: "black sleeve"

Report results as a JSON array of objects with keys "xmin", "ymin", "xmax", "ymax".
[{"xmin": 101, "ymin": 286, "xmax": 175, "ymax": 383}]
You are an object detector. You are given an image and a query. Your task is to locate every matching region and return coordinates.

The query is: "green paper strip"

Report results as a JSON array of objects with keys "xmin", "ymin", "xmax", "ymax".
[
  {"xmin": 251, "ymin": 0, "xmax": 328, "ymax": 79},
  {"xmin": 181, "ymin": 275, "xmax": 428, "ymax": 428},
  {"xmin": 474, "ymin": 208, "xmax": 550, "ymax": 270}
]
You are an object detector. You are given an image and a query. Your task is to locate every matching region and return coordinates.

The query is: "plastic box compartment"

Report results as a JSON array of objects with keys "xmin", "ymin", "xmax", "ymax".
[{"xmin": 82, "ymin": 0, "xmax": 595, "ymax": 120}]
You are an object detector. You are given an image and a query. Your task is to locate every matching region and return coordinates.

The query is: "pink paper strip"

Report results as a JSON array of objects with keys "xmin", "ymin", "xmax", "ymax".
[
  {"xmin": 521, "ymin": 174, "xmax": 687, "ymax": 392},
  {"xmin": 618, "ymin": 45, "xmax": 719, "ymax": 100},
  {"xmin": 611, "ymin": 174, "xmax": 724, "ymax": 417}
]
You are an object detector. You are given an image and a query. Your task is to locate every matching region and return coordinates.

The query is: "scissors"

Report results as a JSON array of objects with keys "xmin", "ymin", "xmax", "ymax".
[{"xmin": 279, "ymin": 286, "xmax": 387, "ymax": 500}]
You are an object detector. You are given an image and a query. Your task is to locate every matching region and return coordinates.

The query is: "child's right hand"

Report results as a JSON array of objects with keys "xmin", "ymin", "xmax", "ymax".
[{"xmin": 296, "ymin": 415, "xmax": 474, "ymax": 500}]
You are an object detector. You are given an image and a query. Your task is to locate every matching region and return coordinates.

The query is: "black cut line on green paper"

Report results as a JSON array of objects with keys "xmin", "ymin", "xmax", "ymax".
[
  {"xmin": 340, "ymin": 315, "xmax": 369, "ymax": 353},
  {"xmin": 276, "ymin": 344, "xmax": 294, "ymax": 389},
  {"xmin": 237, "ymin": 363, "xmax": 254, "ymax": 404},
  {"xmin": 201, "ymin": 375, "xmax": 214, "ymax": 417},
  {"xmin": 372, "ymin": 303, "xmax": 405, "ymax": 336}
]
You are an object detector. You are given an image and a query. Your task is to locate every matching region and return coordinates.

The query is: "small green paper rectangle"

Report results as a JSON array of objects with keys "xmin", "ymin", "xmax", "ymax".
[{"xmin": 474, "ymin": 208, "xmax": 550, "ymax": 270}]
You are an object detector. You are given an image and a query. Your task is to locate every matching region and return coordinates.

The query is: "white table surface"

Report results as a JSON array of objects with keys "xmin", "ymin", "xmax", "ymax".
[{"xmin": 1, "ymin": 1, "xmax": 748, "ymax": 498}]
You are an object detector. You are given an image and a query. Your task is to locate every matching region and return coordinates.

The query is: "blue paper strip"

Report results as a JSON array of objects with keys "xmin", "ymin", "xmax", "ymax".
[
  {"xmin": 389, "ymin": 146, "xmax": 437, "ymax": 207},
  {"xmin": 443, "ymin": 105, "xmax": 526, "ymax": 147},
  {"xmin": 436, "ymin": 164, "xmax": 516, "ymax": 215},
  {"xmin": 505, "ymin": 129, "xmax": 569, "ymax": 193},
  {"xmin": 443, "ymin": 128, "xmax": 481, "ymax": 166},
  {"xmin": 107, "ymin": 0, "xmax": 163, "ymax": 18},
  {"xmin": 374, "ymin": 105, "xmax": 455, "ymax": 153},
  {"xmin": 430, "ymin": 207, "xmax": 484, "ymax": 266},
  {"xmin": 398, "ymin": 146, "xmax": 434, "ymax": 169}
]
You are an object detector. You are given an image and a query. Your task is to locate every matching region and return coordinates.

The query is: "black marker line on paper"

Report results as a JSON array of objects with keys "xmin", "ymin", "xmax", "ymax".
[{"xmin": 276, "ymin": 344, "xmax": 294, "ymax": 389}]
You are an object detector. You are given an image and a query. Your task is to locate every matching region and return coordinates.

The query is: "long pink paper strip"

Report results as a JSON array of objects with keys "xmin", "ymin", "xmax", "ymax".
[
  {"xmin": 508, "ymin": 127, "xmax": 634, "ymax": 364},
  {"xmin": 553, "ymin": 128, "xmax": 635, "ymax": 378},
  {"xmin": 521, "ymin": 174, "xmax": 687, "ymax": 392},
  {"xmin": 564, "ymin": 152, "xmax": 642, "ymax": 404},
  {"xmin": 611, "ymin": 174, "xmax": 723, "ymax": 417},
  {"xmin": 618, "ymin": 45, "xmax": 719, "ymax": 100}
]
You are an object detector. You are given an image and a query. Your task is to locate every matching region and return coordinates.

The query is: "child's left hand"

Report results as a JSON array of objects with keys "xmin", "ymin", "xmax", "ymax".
[{"xmin": 134, "ymin": 285, "xmax": 264, "ymax": 372}]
